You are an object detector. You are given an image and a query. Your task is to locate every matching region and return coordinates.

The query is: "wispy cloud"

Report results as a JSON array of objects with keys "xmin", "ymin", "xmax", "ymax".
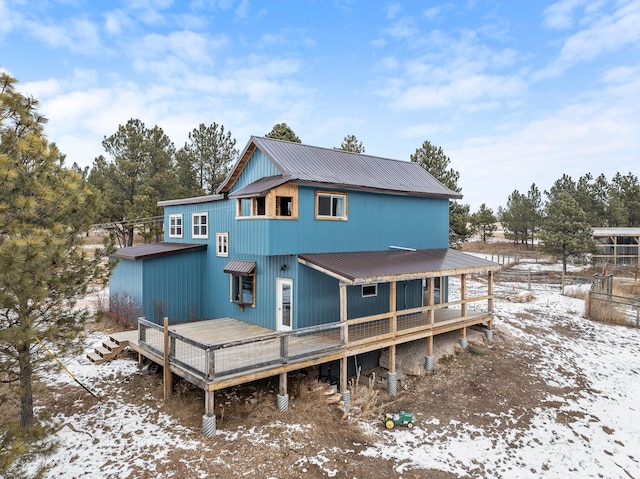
[{"xmin": 537, "ymin": 0, "xmax": 640, "ymax": 78}]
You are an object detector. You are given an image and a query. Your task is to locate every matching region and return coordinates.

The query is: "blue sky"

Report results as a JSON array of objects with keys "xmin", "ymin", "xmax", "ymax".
[{"xmin": 1, "ymin": 0, "xmax": 638, "ymax": 211}]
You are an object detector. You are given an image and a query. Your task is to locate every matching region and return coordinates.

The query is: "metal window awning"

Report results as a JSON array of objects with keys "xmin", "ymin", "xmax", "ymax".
[
  {"xmin": 228, "ymin": 176, "xmax": 290, "ymax": 198},
  {"xmin": 224, "ymin": 259, "xmax": 256, "ymax": 276}
]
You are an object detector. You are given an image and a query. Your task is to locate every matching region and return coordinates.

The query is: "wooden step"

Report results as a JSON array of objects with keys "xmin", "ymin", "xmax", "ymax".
[
  {"xmin": 102, "ymin": 338, "xmax": 122, "ymax": 353},
  {"xmin": 86, "ymin": 351, "xmax": 107, "ymax": 365},
  {"xmin": 94, "ymin": 346, "xmax": 113, "ymax": 359}
]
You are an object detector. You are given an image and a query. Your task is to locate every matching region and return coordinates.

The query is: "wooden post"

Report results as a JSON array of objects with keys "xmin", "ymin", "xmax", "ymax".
[
  {"xmin": 279, "ymin": 372, "xmax": 287, "ymax": 397},
  {"xmin": 460, "ymin": 274, "xmax": 467, "ymax": 318},
  {"xmin": 390, "ymin": 281, "xmax": 397, "ymax": 336},
  {"xmin": 427, "ymin": 335, "xmax": 433, "ymax": 357},
  {"xmin": 428, "ymin": 277, "xmax": 435, "ymax": 326},
  {"xmin": 488, "ymin": 271, "xmax": 494, "ymax": 330},
  {"xmin": 163, "ymin": 317, "xmax": 172, "ymax": 400},
  {"xmin": 205, "ymin": 390, "xmax": 215, "ymax": 416},
  {"xmin": 339, "ymin": 284, "xmax": 348, "ymax": 345},
  {"xmin": 388, "ymin": 345, "xmax": 396, "ymax": 374},
  {"xmin": 340, "ymin": 356, "xmax": 348, "ymax": 393}
]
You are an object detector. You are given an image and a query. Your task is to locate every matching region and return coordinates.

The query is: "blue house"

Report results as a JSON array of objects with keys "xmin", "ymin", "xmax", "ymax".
[{"xmin": 108, "ymin": 136, "xmax": 499, "ymax": 434}]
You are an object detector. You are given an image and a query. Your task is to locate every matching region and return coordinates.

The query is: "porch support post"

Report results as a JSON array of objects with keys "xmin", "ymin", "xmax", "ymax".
[
  {"xmin": 203, "ymin": 390, "xmax": 216, "ymax": 436},
  {"xmin": 427, "ymin": 277, "xmax": 435, "ymax": 326},
  {"xmin": 459, "ymin": 326, "xmax": 468, "ymax": 348},
  {"xmin": 425, "ymin": 335, "xmax": 434, "ymax": 372},
  {"xmin": 460, "ymin": 274, "xmax": 467, "ymax": 318},
  {"xmin": 339, "ymin": 283, "xmax": 348, "ymax": 346},
  {"xmin": 277, "ymin": 372, "xmax": 289, "ymax": 412},
  {"xmin": 387, "ymin": 345, "xmax": 397, "ymax": 395},
  {"xmin": 338, "ymin": 356, "xmax": 347, "ymax": 391},
  {"xmin": 486, "ymin": 270, "xmax": 495, "ymax": 340},
  {"xmin": 163, "ymin": 317, "xmax": 173, "ymax": 400},
  {"xmin": 390, "ymin": 281, "xmax": 397, "ymax": 336}
]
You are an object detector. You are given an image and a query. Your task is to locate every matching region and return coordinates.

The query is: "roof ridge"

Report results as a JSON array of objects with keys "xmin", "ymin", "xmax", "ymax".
[{"xmin": 253, "ymin": 135, "xmax": 416, "ymax": 166}]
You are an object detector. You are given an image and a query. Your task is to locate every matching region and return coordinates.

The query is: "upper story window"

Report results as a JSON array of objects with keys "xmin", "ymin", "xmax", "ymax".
[
  {"xmin": 276, "ymin": 196, "xmax": 293, "ymax": 217},
  {"xmin": 216, "ymin": 232, "xmax": 229, "ymax": 257},
  {"xmin": 192, "ymin": 212, "xmax": 208, "ymax": 239},
  {"xmin": 169, "ymin": 214, "xmax": 183, "ymax": 238},
  {"xmin": 316, "ymin": 192, "xmax": 347, "ymax": 220}
]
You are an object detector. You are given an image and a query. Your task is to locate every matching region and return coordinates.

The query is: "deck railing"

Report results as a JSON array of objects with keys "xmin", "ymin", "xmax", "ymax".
[
  {"xmin": 137, "ymin": 292, "xmax": 492, "ymax": 384},
  {"xmin": 138, "ymin": 318, "xmax": 344, "ymax": 381}
]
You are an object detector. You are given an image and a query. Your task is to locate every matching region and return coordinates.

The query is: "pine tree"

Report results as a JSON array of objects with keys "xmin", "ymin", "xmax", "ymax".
[
  {"xmin": 265, "ymin": 123, "xmax": 301, "ymax": 143},
  {"xmin": 0, "ymin": 73, "xmax": 114, "ymax": 472},
  {"xmin": 538, "ymin": 190, "xmax": 596, "ymax": 273},
  {"xmin": 470, "ymin": 203, "xmax": 498, "ymax": 242},
  {"xmin": 410, "ymin": 140, "xmax": 472, "ymax": 247},
  {"xmin": 338, "ymin": 134, "xmax": 365, "ymax": 153}
]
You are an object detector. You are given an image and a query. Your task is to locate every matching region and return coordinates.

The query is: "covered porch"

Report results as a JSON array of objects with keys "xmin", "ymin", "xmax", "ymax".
[{"xmin": 129, "ymin": 248, "xmax": 499, "ymax": 435}]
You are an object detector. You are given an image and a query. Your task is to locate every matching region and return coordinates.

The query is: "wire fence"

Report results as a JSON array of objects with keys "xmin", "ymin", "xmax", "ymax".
[{"xmin": 586, "ymin": 291, "xmax": 640, "ymax": 328}]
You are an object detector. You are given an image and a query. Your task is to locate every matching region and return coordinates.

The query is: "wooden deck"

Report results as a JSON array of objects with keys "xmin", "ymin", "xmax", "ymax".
[{"xmin": 126, "ymin": 306, "xmax": 492, "ymax": 392}]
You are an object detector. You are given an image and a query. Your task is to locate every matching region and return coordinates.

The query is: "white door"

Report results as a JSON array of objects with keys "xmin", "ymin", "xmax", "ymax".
[{"xmin": 276, "ymin": 278, "xmax": 293, "ymax": 331}]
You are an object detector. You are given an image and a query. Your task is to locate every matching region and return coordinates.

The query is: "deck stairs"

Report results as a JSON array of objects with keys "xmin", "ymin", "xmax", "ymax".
[{"xmin": 87, "ymin": 330, "xmax": 136, "ymax": 364}]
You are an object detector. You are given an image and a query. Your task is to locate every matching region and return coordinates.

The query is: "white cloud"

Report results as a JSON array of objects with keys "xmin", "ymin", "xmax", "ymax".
[
  {"xmin": 542, "ymin": 0, "xmax": 588, "ymax": 30},
  {"xmin": 537, "ymin": 0, "xmax": 640, "ymax": 78},
  {"xmin": 25, "ymin": 16, "xmax": 102, "ymax": 53},
  {"xmin": 448, "ymin": 71, "xmax": 640, "ymax": 210}
]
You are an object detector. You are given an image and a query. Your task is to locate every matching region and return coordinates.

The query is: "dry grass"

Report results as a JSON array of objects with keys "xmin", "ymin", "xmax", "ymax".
[{"xmin": 585, "ymin": 295, "xmax": 627, "ymax": 325}]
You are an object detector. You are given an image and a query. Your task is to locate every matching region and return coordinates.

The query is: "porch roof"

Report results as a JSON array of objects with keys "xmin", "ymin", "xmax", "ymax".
[
  {"xmin": 110, "ymin": 242, "xmax": 207, "ymax": 261},
  {"xmin": 298, "ymin": 248, "xmax": 500, "ymax": 285}
]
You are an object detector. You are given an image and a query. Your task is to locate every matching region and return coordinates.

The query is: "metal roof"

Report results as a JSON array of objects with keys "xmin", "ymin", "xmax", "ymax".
[
  {"xmin": 157, "ymin": 194, "xmax": 224, "ymax": 207},
  {"xmin": 298, "ymin": 249, "xmax": 500, "ymax": 285},
  {"xmin": 223, "ymin": 259, "xmax": 256, "ymax": 276},
  {"xmin": 592, "ymin": 227, "xmax": 640, "ymax": 236},
  {"xmin": 219, "ymin": 136, "xmax": 462, "ymax": 199},
  {"xmin": 228, "ymin": 176, "xmax": 291, "ymax": 198},
  {"xmin": 110, "ymin": 242, "xmax": 207, "ymax": 261}
]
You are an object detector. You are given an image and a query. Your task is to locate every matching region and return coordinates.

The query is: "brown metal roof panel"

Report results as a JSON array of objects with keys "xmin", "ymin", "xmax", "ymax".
[
  {"xmin": 298, "ymin": 249, "xmax": 499, "ymax": 284},
  {"xmin": 223, "ymin": 259, "xmax": 256, "ymax": 276},
  {"xmin": 228, "ymin": 176, "xmax": 290, "ymax": 198},
  {"xmin": 110, "ymin": 242, "xmax": 207, "ymax": 261}
]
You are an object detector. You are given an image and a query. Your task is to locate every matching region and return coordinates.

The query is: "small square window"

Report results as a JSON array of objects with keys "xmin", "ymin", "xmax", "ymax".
[
  {"xmin": 192, "ymin": 212, "xmax": 208, "ymax": 238},
  {"xmin": 362, "ymin": 284, "xmax": 377, "ymax": 297},
  {"xmin": 216, "ymin": 232, "xmax": 229, "ymax": 257},
  {"xmin": 169, "ymin": 214, "xmax": 183, "ymax": 238}
]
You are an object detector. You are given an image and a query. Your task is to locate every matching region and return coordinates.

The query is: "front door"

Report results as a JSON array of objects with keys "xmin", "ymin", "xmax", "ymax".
[{"xmin": 276, "ymin": 278, "xmax": 293, "ymax": 331}]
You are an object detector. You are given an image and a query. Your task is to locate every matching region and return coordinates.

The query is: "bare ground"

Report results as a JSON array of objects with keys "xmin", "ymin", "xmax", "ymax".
[{"xmin": 37, "ymin": 310, "xmax": 588, "ymax": 479}]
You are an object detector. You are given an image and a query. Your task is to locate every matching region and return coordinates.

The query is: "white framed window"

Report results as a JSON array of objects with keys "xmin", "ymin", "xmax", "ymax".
[
  {"xmin": 192, "ymin": 212, "xmax": 208, "ymax": 238},
  {"xmin": 362, "ymin": 284, "xmax": 377, "ymax": 298},
  {"xmin": 216, "ymin": 232, "xmax": 229, "ymax": 257},
  {"xmin": 316, "ymin": 192, "xmax": 347, "ymax": 220},
  {"xmin": 168, "ymin": 214, "xmax": 183, "ymax": 238}
]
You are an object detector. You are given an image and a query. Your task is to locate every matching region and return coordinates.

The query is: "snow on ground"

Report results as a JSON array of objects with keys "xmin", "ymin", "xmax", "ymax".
[
  {"xmin": 32, "ymin": 268, "xmax": 640, "ymax": 478},
  {"xmin": 361, "ymin": 281, "xmax": 640, "ymax": 478}
]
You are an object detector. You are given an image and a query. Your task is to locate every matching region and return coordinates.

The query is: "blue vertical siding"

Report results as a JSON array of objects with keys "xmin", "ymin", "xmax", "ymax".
[
  {"xmin": 111, "ymin": 145, "xmax": 454, "ymax": 329},
  {"xmin": 231, "ymin": 150, "xmax": 280, "ymax": 192},
  {"xmin": 140, "ymin": 251, "xmax": 206, "ymax": 323},
  {"xmin": 109, "ymin": 258, "xmax": 143, "ymax": 316}
]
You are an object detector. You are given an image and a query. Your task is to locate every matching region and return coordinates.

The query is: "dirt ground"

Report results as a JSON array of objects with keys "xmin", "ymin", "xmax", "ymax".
[
  {"xmin": 39, "ymin": 313, "xmax": 570, "ymax": 479},
  {"xmin": 35, "ymin": 238, "xmax": 619, "ymax": 478}
]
